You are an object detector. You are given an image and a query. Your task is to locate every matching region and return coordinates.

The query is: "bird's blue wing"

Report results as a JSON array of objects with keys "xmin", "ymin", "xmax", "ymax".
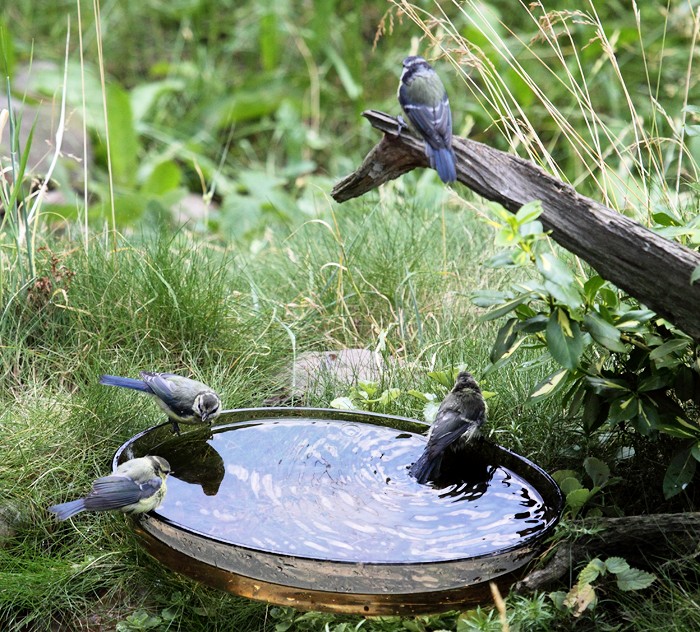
[
  {"xmin": 83, "ymin": 475, "xmax": 161, "ymax": 511},
  {"xmin": 139, "ymin": 372, "xmax": 180, "ymax": 409},
  {"xmin": 400, "ymin": 84, "xmax": 452, "ymax": 151}
]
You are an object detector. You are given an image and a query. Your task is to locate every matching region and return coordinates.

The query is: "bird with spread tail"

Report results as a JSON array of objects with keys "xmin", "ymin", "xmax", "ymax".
[
  {"xmin": 100, "ymin": 371, "xmax": 222, "ymax": 433},
  {"xmin": 409, "ymin": 371, "xmax": 486, "ymax": 484},
  {"xmin": 398, "ymin": 55, "xmax": 457, "ymax": 184},
  {"xmin": 48, "ymin": 456, "xmax": 171, "ymax": 521}
]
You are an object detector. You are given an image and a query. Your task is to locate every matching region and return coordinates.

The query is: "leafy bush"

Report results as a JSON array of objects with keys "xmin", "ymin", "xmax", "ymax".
[{"xmin": 473, "ymin": 201, "xmax": 700, "ymax": 499}]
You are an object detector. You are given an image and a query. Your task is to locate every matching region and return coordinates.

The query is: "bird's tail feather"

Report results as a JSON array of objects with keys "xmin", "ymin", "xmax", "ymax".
[
  {"xmin": 409, "ymin": 452, "xmax": 443, "ymax": 484},
  {"xmin": 427, "ymin": 146, "xmax": 457, "ymax": 184},
  {"xmin": 48, "ymin": 499, "xmax": 86, "ymax": 521},
  {"xmin": 99, "ymin": 375, "xmax": 150, "ymax": 392}
]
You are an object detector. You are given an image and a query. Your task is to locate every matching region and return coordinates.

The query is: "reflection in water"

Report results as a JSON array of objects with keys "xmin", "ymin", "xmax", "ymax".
[
  {"xmin": 152, "ymin": 419, "xmax": 552, "ymax": 563},
  {"xmin": 153, "ymin": 433, "xmax": 225, "ymax": 497}
]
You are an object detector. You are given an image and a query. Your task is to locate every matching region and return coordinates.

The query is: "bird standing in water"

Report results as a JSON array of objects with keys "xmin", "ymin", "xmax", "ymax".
[
  {"xmin": 398, "ymin": 55, "xmax": 457, "ymax": 184},
  {"xmin": 48, "ymin": 456, "xmax": 171, "ymax": 521},
  {"xmin": 410, "ymin": 371, "xmax": 486, "ymax": 484},
  {"xmin": 100, "ymin": 371, "xmax": 222, "ymax": 433}
]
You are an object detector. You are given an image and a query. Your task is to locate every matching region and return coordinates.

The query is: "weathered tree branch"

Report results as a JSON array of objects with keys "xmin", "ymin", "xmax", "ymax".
[
  {"xmin": 332, "ymin": 110, "xmax": 700, "ymax": 341},
  {"xmin": 514, "ymin": 512, "xmax": 700, "ymax": 593}
]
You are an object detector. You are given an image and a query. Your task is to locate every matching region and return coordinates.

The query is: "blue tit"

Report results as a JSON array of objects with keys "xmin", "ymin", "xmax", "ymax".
[
  {"xmin": 48, "ymin": 456, "xmax": 171, "ymax": 521},
  {"xmin": 100, "ymin": 371, "xmax": 222, "ymax": 433},
  {"xmin": 398, "ymin": 55, "xmax": 457, "ymax": 184},
  {"xmin": 410, "ymin": 371, "xmax": 486, "ymax": 484}
]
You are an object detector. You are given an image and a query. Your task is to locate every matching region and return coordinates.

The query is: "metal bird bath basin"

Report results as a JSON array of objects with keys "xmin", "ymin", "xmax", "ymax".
[{"xmin": 114, "ymin": 408, "xmax": 562, "ymax": 615}]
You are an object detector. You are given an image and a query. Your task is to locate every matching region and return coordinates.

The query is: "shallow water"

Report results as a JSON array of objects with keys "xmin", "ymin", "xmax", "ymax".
[{"xmin": 154, "ymin": 418, "xmax": 552, "ymax": 564}]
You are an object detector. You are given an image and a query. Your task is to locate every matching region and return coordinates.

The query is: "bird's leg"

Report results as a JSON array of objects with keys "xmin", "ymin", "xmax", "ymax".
[
  {"xmin": 396, "ymin": 115, "xmax": 407, "ymax": 137},
  {"xmin": 171, "ymin": 420, "xmax": 181, "ymax": 435}
]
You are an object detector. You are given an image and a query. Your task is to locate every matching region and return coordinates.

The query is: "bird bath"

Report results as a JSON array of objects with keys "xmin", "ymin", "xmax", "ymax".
[{"xmin": 114, "ymin": 408, "xmax": 562, "ymax": 615}]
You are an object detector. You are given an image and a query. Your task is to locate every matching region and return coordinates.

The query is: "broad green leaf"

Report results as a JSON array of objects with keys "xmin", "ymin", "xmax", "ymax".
[
  {"xmin": 377, "ymin": 388, "xmax": 401, "ymax": 406},
  {"xmin": 490, "ymin": 318, "xmax": 519, "ymax": 363},
  {"xmin": 516, "ymin": 314, "xmax": 548, "ymax": 333},
  {"xmin": 656, "ymin": 412, "xmax": 700, "ymax": 439},
  {"xmin": 566, "ymin": 488, "xmax": 594, "ymax": 515},
  {"xmin": 482, "ymin": 293, "xmax": 533, "ymax": 321},
  {"xmin": 649, "ymin": 338, "xmax": 691, "ymax": 361},
  {"xmin": 545, "ymin": 280, "xmax": 583, "ymax": 312},
  {"xmin": 329, "ymin": 397, "xmax": 355, "ymax": 410},
  {"xmin": 529, "ymin": 368, "xmax": 569, "ymax": 402},
  {"xmin": 483, "ymin": 336, "xmax": 526, "ymax": 374},
  {"xmin": 608, "ymin": 395, "xmax": 638, "ymax": 424},
  {"xmin": 584, "ymin": 457, "xmax": 610, "ymax": 488},
  {"xmin": 549, "ymin": 590, "xmax": 567, "ymax": 611},
  {"xmin": 663, "ymin": 447, "xmax": 697, "ymax": 499},
  {"xmin": 406, "ymin": 390, "xmax": 434, "ymax": 403},
  {"xmin": 214, "ymin": 87, "xmax": 285, "ymax": 126},
  {"xmin": 546, "ymin": 310, "xmax": 585, "ymax": 369},
  {"xmin": 552, "ymin": 470, "xmax": 579, "ymax": 486},
  {"xmin": 515, "ymin": 200, "xmax": 544, "ymax": 224},
  {"xmin": 518, "ymin": 220, "xmax": 544, "ymax": 237},
  {"xmin": 616, "ymin": 309, "xmax": 656, "ymax": 331},
  {"xmin": 470, "ymin": 289, "xmax": 509, "ymax": 307},
  {"xmin": 358, "ymin": 381, "xmax": 378, "ymax": 396},
  {"xmin": 585, "ymin": 376, "xmax": 630, "ymax": 396},
  {"xmin": 536, "ymin": 252, "xmax": 575, "ymax": 287},
  {"xmin": 578, "ymin": 558, "xmax": 606, "ymax": 585},
  {"xmin": 604, "ymin": 557, "xmax": 630, "ymax": 574},
  {"xmin": 598, "ymin": 287, "xmax": 619, "ymax": 309},
  {"xmin": 615, "ymin": 567, "xmax": 656, "ymax": 591},
  {"xmin": 559, "ymin": 476, "xmax": 584, "ymax": 494},
  {"xmin": 652, "ymin": 210, "xmax": 680, "ymax": 226},
  {"xmin": 142, "ymin": 160, "xmax": 182, "ymax": 196},
  {"xmin": 106, "ymin": 83, "xmax": 138, "ymax": 188},
  {"xmin": 484, "ymin": 249, "xmax": 521, "ymax": 268},
  {"xmin": 537, "ymin": 253, "xmax": 583, "ymax": 310},
  {"xmin": 583, "ymin": 275, "xmax": 605, "ymax": 303},
  {"xmin": 584, "ymin": 312, "xmax": 627, "ymax": 353},
  {"xmin": 637, "ymin": 372, "xmax": 673, "ymax": 392},
  {"xmin": 427, "ymin": 370, "xmax": 459, "ymax": 390},
  {"xmin": 634, "ymin": 399, "xmax": 660, "ymax": 435}
]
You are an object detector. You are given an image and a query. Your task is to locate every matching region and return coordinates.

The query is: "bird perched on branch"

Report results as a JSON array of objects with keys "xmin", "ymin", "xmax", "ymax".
[
  {"xmin": 48, "ymin": 456, "xmax": 171, "ymax": 521},
  {"xmin": 100, "ymin": 371, "xmax": 222, "ymax": 433},
  {"xmin": 410, "ymin": 371, "xmax": 486, "ymax": 484},
  {"xmin": 398, "ymin": 55, "xmax": 457, "ymax": 184}
]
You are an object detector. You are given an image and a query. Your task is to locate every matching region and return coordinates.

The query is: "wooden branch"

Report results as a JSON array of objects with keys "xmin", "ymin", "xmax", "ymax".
[
  {"xmin": 514, "ymin": 512, "xmax": 700, "ymax": 593},
  {"xmin": 332, "ymin": 110, "xmax": 700, "ymax": 341}
]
